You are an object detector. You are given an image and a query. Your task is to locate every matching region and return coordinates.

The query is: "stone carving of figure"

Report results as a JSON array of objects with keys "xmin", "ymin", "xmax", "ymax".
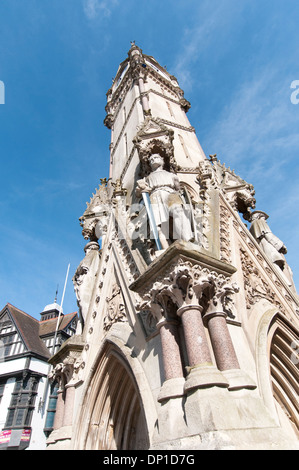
[
  {"xmin": 73, "ymin": 241, "xmax": 100, "ymax": 331},
  {"xmin": 136, "ymin": 153, "xmax": 193, "ymax": 248},
  {"xmin": 249, "ymin": 211, "xmax": 295, "ymax": 290},
  {"xmin": 249, "ymin": 211, "xmax": 287, "ymax": 268}
]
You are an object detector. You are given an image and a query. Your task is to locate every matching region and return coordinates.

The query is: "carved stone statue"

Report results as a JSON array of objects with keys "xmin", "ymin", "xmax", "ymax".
[
  {"xmin": 135, "ymin": 153, "xmax": 193, "ymax": 248},
  {"xmin": 73, "ymin": 241, "xmax": 100, "ymax": 331},
  {"xmin": 250, "ymin": 211, "xmax": 287, "ymax": 268},
  {"xmin": 249, "ymin": 211, "xmax": 295, "ymax": 290}
]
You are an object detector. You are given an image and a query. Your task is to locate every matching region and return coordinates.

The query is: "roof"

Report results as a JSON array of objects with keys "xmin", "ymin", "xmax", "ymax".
[
  {"xmin": 42, "ymin": 301, "xmax": 63, "ymax": 313},
  {"xmin": 39, "ymin": 311, "xmax": 77, "ymax": 337},
  {"xmin": 1, "ymin": 303, "xmax": 78, "ymax": 361},
  {"xmin": 4, "ymin": 303, "xmax": 50, "ymax": 359}
]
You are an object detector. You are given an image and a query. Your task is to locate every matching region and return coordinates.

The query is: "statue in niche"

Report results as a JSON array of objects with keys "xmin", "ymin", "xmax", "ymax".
[
  {"xmin": 135, "ymin": 153, "xmax": 194, "ymax": 249},
  {"xmin": 249, "ymin": 211, "xmax": 295, "ymax": 289}
]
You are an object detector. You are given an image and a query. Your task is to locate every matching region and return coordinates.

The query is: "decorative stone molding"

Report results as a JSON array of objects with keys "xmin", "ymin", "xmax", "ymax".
[
  {"xmin": 233, "ymin": 218, "xmax": 299, "ymax": 316},
  {"xmin": 131, "ymin": 241, "xmax": 250, "ymax": 395},
  {"xmin": 111, "ymin": 179, "xmax": 127, "ymax": 198},
  {"xmin": 49, "ymin": 357, "xmax": 76, "ymax": 392},
  {"xmin": 104, "ymin": 283, "xmax": 128, "ymax": 331},
  {"xmin": 197, "ymin": 155, "xmax": 256, "ymax": 222},
  {"xmin": 133, "ymin": 117, "xmax": 176, "ymax": 177},
  {"xmin": 73, "ymin": 241, "xmax": 101, "ymax": 328},
  {"xmin": 240, "ymin": 247, "xmax": 285, "ymax": 312},
  {"xmin": 79, "ymin": 180, "xmax": 111, "ymax": 242},
  {"xmin": 211, "ymin": 155, "xmax": 256, "ymax": 220},
  {"xmin": 144, "ymin": 262, "xmax": 238, "ymax": 318},
  {"xmin": 48, "ymin": 336, "xmax": 85, "ymax": 388},
  {"xmin": 219, "ymin": 203, "xmax": 232, "ymax": 263}
]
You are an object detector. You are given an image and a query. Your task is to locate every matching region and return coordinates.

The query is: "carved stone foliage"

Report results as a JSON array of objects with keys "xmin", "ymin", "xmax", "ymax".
[
  {"xmin": 49, "ymin": 356, "xmax": 76, "ymax": 391},
  {"xmin": 128, "ymin": 43, "xmax": 148, "ymax": 80},
  {"xmin": 104, "ymin": 283, "xmax": 127, "ymax": 331},
  {"xmin": 197, "ymin": 159, "xmax": 217, "ymax": 193},
  {"xmin": 219, "ymin": 203, "xmax": 232, "ymax": 263},
  {"xmin": 240, "ymin": 248, "xmax": 285, "ymax": 311},
  {"xmin": 197, "ymin": 155, "xmax": 256, "ymax": 221},
  {"xmin": 137, "ymin": 260, "xmax": 238, "ymax": 324},
  {"xmin": 133, "ymin": 117, "xmax": 176, "ymax": 177},
  {"xmin": 79, "ymin": 179, "xmax": 111, "ymax": 242},
  {"xmin": 73, "ymin": 241, "xmax": 101, "ymax": 328}
]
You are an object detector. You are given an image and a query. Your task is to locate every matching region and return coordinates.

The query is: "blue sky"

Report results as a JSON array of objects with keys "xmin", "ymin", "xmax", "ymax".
[{"xmin": 0, "ymin": 0, "xmax": 298, "ymax": 319}]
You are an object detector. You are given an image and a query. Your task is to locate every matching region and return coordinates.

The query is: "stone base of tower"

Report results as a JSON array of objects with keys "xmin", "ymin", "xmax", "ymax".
[
  {"xmin": 46, "ymin": 426, "xmax": 72, "ymax": 450},
  {"xmin": 130, "ymin": 241, "xmax": 299, "ymax": 450},
  {"xmin": 151, "ymin": 386, "xmax": 299, "ymax": 450}
]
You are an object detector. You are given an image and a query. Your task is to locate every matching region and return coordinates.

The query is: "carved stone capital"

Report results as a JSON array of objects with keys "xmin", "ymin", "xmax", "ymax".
[
  {"xmin": 202, "ymin": 274, "xmax": 239, "ymax": 320},
  {"xmin": 111, "ymin": 179, "xmax": 127, "ymax": 198},
  {"xmin": 104, "ymin": 113, "xmax": 114, "ymax": 129},
  {"xmin": 179, "ymin": 97, "xmax": 191, "ymax": 112},
  {"xmin": 197, "ymin": 160, "xmax": 215, "ymax": 190},
  {"xmin": 48, "ymin": 356, "xmax": 76, "ymax": 391},
  {"xmin": 48, "ymin": 335, "xmax": 85, "ymax": 388},
  {"xmin": 131, "ymin": 241, "xmax": 238, "ymax": 322}
]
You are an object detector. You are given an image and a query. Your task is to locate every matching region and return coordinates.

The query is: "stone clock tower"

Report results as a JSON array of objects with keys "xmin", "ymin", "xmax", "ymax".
[{"xmin": 47, "ymin": 44, "xmax": 299, "ymax": 450}]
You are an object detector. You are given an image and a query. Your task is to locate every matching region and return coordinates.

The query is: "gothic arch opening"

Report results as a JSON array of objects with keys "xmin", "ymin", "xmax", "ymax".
[
  {"xmin": 84, "ymin": 343, "xmax": 150, "ymax": 450},
  {"xmin": 268, "ymin": 314, "xmax": 299, "ymax": 437}
]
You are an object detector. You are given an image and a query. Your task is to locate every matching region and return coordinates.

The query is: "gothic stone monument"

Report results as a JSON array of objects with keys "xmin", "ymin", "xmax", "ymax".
[{"xmin": 46, "ymin": 44, "xmax": 299, "ymax": 450}]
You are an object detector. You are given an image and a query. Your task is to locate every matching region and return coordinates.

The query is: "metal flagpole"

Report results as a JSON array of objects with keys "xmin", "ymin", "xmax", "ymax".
[
  {"xmin": 39, "ymin": 263, "xmax": 70, "ymax": 413},
  {"xmin": 142, "ymin": 192, "xmax": 162, "ymax": 251},
  {"xmin": 51, "ymin": 263, "xmax": 70, "ymax": 356}
]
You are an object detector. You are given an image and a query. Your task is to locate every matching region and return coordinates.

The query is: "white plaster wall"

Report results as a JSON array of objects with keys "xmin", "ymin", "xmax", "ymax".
[
  {"xmin": 27, "ymin": 375, "xmax": 49, "ymax": 450},
  {"xmin": 0, "ymin": 357, "xmax": 26, "ymax": 375},
  {"xmin": 0, "ymin": 357, "xmax": 50, "ymax": 450},
  {"xmin": 30, "ymin": 357, "xmax": 50, "ymax": 375},
  {"xmin": 0, "ymin": 377, "xmax": 15, "ymax": 431}
]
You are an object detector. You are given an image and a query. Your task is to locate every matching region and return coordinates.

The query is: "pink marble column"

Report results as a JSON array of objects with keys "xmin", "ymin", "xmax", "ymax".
[
  {"xmin": 177, "ymin": 305, "xmax": 212, "ymax": 367},
  {"xmin": 204, "ymin": 312, "xmax": 240, "ymax": 371},
  {"xmin": 53, "ymin": 390, "xmax": 64, "ymax": 430},
  {"xmin": 62, "ymin": 385, "xmax": 75, "ymax": 427},
  {"xmin": 158, "ymin": 320, "xmax": 184, "ymax": 381}
]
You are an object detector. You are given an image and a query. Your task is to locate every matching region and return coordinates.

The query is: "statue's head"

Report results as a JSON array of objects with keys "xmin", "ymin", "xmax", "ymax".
[
  {"xmin": 149, "ymin": 153, "xmax": 164, "ymax": 170},
  {"xmin": 250, "ymin": 210, "xmax": 269, "ymax": 222}
]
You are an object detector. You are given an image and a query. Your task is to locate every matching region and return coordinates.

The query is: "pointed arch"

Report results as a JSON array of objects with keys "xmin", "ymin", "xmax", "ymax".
[
  {"xmin": 268, "ymin": 314, "xmax": 299, "ymax": 436},
  {"xmin": 256, "ymin": 309, "xmax": 299, "ymax": 438},
  {"xmin": 73, "ymin": 339, "xmax": 155, "ymax": 450}
]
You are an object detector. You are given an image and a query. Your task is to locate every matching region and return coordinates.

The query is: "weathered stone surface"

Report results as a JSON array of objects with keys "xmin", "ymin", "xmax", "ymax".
[{"xmin": 47, "ymin": 43, "xmax": 299, "ymax": 451}]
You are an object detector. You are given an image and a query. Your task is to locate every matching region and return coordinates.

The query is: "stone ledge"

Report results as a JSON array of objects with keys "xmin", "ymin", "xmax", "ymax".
[{"xmin": 130, "ymin": 240, "xmax": 237, "ymax": 293}]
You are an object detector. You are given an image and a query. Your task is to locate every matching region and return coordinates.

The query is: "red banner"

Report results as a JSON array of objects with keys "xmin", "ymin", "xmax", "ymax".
[
  {"xmin": 21, "ymin": 429, "xmax": 31, "ymax": 442},
  {"xmin": 0, "ymin": 430, "xmax": 11, "ymax": 444}
]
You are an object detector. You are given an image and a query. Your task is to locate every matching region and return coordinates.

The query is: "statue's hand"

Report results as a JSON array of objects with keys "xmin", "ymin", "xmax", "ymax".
[{"xmin": 136, "ymin": 179, "xmax": 150, "ymax": 197}]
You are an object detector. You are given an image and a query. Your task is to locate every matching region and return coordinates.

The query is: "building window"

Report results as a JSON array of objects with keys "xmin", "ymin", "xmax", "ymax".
[
  {"xmin": 5, "ymin": 375, "xmax": 39, "ymax": 429},
  {"xmin": 124, "ymin": 133, "xmax": 128, "ymax": 158},
  {"xmin": 167, "ymin": 101, "xmax": 175, "ymax": 118},
  {"xmin": 178, "ymin": 134, "xmax": 190, "ymax": 160},
  {"xmin": 44, "ymin": 382, "xmax": 58, "ymax": 436},
  {"xmin": 0, "ymin": 332, "xmax": 24, "ymax": 357}
]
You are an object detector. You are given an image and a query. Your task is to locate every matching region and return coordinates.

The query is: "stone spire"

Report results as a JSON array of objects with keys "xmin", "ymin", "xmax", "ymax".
[{"xmin": 47, "ymin": 45, "xmax": 299, "ymax": 451}]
